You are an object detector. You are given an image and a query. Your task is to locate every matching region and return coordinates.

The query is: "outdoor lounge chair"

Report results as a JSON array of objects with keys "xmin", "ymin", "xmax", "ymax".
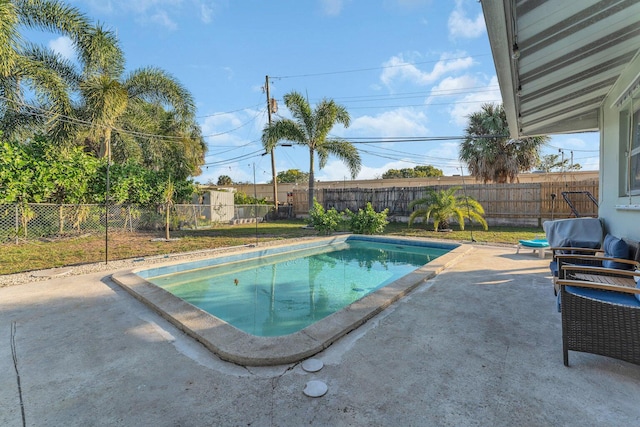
[
  {"xmin": 543, "ymin": 218, "xmax": 604, "ymax": 293},
  {"xmin": 516, "ymin": 238, "xmax": 550, "ymax": 258},
  {"xmin": 556, "ymin": 273, "xmax": 640, "ymax": 366},
  {"xmin": 552, "ymin": 233, "xmax": 640, "ymax": 366},
  {"xmin": 552, "ymin": 233, "xmax": 640, "ymax": 292}
]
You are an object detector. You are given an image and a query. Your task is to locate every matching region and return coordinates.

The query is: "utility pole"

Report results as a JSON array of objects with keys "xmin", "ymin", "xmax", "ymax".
[{"xmin": 265, "ymin": 75, "xmax": 278, "ymax": 217}]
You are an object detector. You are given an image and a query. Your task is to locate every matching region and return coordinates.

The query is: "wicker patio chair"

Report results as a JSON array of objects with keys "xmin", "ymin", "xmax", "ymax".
[{"xmin": 556, "ymin": 275, "xmax": 640, "ymax": 366}]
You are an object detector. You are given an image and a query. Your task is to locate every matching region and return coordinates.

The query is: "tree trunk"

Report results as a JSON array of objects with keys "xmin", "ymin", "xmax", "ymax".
[
  {"xmin": 165, "ymin": 204, "xmax": 170, "ymax": 240},
  {"xmin": 308, "ymin": 146, "xmax": 315, "ymax": 211}
]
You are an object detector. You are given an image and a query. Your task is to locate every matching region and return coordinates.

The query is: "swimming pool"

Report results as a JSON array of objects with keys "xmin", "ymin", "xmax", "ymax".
[
  {"xmin": 144, "ymin": 240, "xmax": 450, "ymax": 337},
  {"xmin": 113, "ymin": 235, "xmax": 471, "ymax": 365}
]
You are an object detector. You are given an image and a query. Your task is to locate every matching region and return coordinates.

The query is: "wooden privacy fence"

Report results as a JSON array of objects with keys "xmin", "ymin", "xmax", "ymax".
[{"xmin": 293, "ymin": 179, "xmax": 599, "ymax": 227}]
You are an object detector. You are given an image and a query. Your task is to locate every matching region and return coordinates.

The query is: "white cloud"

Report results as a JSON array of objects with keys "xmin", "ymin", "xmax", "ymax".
[
  {"xmin": 448, "ymin": 0, "xmax": 485, "ymax": 39},
  {"xmin": 201, "ymin": 108, "xmax": 265, "ymax": 146},
  {"xmin": 198, "ymin": 109, "xmax": 266, "ymax": 183},
  {"xmin": 48, "ymin": 36, "xmax": 75, "ymax": 60},
  {"xmin": 200, "ymin": 2, "xmax": 214, "ymax": 23},
  {"xmin": 380, "ymin": 52, "xmax": 474, "ymax": 87},
  {"xmin": 448, "ymin": 75, "xmax": 502, "ymax": 126},
  {"xmin": 427, "ymin": 74, "xmax": 480, "ymax": 103},
  {"xmin": 320, "ymin": 0, "xmax": 348, "ymax": 16},
  {"xmin": 81, "ymin": 0, "xmax": 217, "ymax": 29},
  {"xmin": 149, "ymin": 10, "xmax": 178, "ymax": 30},
  {"xmin": 423, "ymin": 141, "xmax": 464, "ymax": 176},
  {"xmin": 349, "ymin": 108, "xmax": 430, "ymax": 137}
]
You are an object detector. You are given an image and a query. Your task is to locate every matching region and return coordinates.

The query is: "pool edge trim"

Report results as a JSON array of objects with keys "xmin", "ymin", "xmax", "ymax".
[{"xmin": 111, "ymin": 236, "xmax": 473, "ymax": 366}]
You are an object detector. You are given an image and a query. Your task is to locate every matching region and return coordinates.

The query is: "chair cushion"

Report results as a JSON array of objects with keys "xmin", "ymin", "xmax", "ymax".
[
  {"xmin": 519, "ymin": 239, "xmax": 549, "ymax": 248},
  {"xmin": 550, "ymin": 260, "xmax": 558, "ymax": 276},
  {"xmin": 555, "ymin": 239, "xmax": 600, "ymax": 255},
  {"xmin": 602, "ymin": 234, "xmax": 631, "ymax": 270},
  {"xmin": 565, "ymin": 285, "xmax": 640, "ymax": 308}
]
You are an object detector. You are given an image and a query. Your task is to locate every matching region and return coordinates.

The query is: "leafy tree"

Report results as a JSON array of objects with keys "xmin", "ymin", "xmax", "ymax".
[
  {"xmin": 537, "ymin": 154, "xmax": 582, "ymax": 172},
  {"xmin": 270, "ymin": 168, "xmax": 310, "ymax": 184},
  {"xmin": 217, "ymin": 175, "xmax": 233, "ymax": 185},
  {"xmin": 233, "ymin": 191, "xmax": 267, "ymax": 205},
  {"xmin": 0, "ymin": 1, "xmax": 206, "ymax": 180},
  {"xmin": 382, "ymin": 165, "xmax": 443, "ymax": 179},
  {"xmin": 0, "ymin": 135, "xmax": 99, "ymax": 204},
  {"xmin": 262, "ymin": 91, "xmax": 361, "ymax": 210},
  {"xmin": 459, "ymin": 103, "xmax": 549, "ymax": 183},
  {"xmin": 0, "ymin": 132, "xmax": 196, "ymax": 208},
  {"xmin": 345, "ymin": 202, "xmax": 389, "ymax": 234},
  {"xmin": 0, "ymin": 139, "xmax": 46, "ymax": 203},
  {"xmin": 115, "ymin": 103, "xmax": 206, "ymax": 180},
  {"xmin": 308, "ymin": 199, "xmax": 343, "ymax": 235},
  {"xmin": 408, "ymin": 186, "xmax": 488, "ymax": 231}
]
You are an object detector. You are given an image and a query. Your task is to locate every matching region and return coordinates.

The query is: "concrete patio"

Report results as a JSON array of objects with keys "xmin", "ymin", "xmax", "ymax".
[{"xmin": 1, "ymin": 244, "xmax": 639, "ymax": 426}]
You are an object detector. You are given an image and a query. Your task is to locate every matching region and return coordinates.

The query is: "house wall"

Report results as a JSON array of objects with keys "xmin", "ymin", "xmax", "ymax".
[{"xmin": 599, "ymin": 53, "xmax": 640, "ymax": 240}]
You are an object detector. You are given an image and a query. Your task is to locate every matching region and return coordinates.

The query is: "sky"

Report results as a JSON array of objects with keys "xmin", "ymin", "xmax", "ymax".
[{"xmin": 40, "ymin": 0, "xmax": 599, "ymax": 184}]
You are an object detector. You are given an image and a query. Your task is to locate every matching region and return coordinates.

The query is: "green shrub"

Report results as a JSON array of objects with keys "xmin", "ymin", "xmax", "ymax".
[
  {"xmin": 308, "ymin": 200, "xmax": 343, "ymax": 235},
  {"xmin": 346, "ymin": 202, "xmax": 389, "ymax": 234}
]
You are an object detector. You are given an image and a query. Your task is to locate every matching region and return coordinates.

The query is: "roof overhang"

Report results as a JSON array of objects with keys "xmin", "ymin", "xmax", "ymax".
[{"xmin": 481, "ymin": 0, "xmax": 640, "ymax": 138}]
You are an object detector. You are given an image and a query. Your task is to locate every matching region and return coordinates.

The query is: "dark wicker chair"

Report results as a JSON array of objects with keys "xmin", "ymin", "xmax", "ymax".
[{"xmin": 556, "ymin": 269, "xmax": 640, "ymax": 366}]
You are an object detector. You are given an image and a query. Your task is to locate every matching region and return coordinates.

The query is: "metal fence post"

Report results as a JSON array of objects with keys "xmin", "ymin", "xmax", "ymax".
[{"xmin": 15, "ymin": 203, "xmax": 19, "ymax": 244}]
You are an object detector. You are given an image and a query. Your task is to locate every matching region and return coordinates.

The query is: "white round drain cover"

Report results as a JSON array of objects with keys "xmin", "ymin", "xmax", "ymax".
[
  {"xmin": 303, "ymin": 380, "xmax": 328, "ymax": 397},
  {"xmin": 302, "ymin": 358, "xmax": 323, "ymax": 372}
]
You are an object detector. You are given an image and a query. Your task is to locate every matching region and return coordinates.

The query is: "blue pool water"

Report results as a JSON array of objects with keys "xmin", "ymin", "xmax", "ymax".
[{"xmin": 143, "ymin": 238, "xmax": 452, "ymax": 337}]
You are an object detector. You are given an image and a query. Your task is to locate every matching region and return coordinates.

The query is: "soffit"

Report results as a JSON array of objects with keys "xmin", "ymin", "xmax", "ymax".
[{"xmin": 483, "ymin": 0, "xmax": 640, "ymax": 138}]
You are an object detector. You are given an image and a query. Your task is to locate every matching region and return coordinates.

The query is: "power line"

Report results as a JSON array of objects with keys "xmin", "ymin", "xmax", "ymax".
[
  {"xmin": 0, "ymin": 95, "xmax": 201, "ymax": 142},
  {"xmin": 196, "ymin": 102, "xmax": 264, "ymax": 118},
  {"xmin": 272, "ymin": 53, "xmax": 492, "ymax": 79},
  {"xmin": 202, "ymin": 108, "xmax": 266, "ymax": 138},
  {"xmin": 203, "ymin": 148, "xmax": 265, "ymax": 167},
  {"xmin": 271, "ymin": 98, "xmax": 503, "ymax": 111},
  {"xmin": 546, "ymin": 144, "xmax": 599, "ymax": 153},
  {"xmin": 204, "ymin": 140, "xmax": 261, "ymax": 158},
  {"xmin": 328, "ymin": 85, "xmax": 500, "ymax": 103}
]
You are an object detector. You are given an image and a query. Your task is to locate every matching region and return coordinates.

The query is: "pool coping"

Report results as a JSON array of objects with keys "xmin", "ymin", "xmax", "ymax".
[{"xmin": 112, "ymin": 235, "xmax": 473, "ymax": 366}]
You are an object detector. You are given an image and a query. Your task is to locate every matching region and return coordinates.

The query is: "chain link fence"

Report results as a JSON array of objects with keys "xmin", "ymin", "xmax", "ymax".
[{"xmin": 0, "ymin": 203, "xmax": 275, "ymax": 243}]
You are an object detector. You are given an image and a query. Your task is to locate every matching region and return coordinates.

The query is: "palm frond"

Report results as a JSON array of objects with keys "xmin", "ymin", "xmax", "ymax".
[
  {"xmin": 282, "ymin": 91, "xmax": 313, "ymax": 135},
  {"xmin": 79, "ymin": 24, "xmax": 124, "ymax": 78},
  {"xmin": 320, "ymin": 138, "xmax": 361, "ymax": 178},
  {"xmin": 123, "ymin": 67, "xmax": 195, "ymax": 122},
  {"xmin": 15, "ymin": 0, "xmax": 91, "ymax": 42},
  {"xmin": 22, "ymin": 42, "xmax": 81, "ymax": 87},
  {"xmin": 262, "ymin": 119, "xmax": 306, "ymax": 150},
  {"xmin": 0, "ymin": 1, "xmax": 20, "ymax": 78}
]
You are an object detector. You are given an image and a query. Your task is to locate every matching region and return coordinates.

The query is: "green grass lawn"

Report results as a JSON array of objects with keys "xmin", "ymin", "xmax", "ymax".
[{"xmin": 0, "ymin": 219, "xmax": 544, "ymax": 275}]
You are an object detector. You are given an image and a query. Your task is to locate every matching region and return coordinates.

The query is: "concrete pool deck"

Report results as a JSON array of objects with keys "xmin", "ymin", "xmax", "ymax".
[
  {"xmin": 2, "ymin": 243, "xmax": 640, "ymax": 426},
  {"xmin": 112, "ymin": 236, "xmax": 472, "ymax": 366}
]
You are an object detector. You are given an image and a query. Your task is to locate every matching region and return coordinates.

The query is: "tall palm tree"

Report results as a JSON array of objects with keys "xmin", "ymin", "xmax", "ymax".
[
  {"xmin": 0, "ymin": 0, "xmax": 92, "ymax": 139},
  {"xmin": 459, "ymin": 103, "xmax": 549, "ymax": 183},
  {"xmin": 262, "ymin": 91, "xmax": 361, "ymax": 210},
  {"xmin": 408, "ymin": 186, "xmax": 488, "ymax": 231},
  {"xmin": 1, "ymin": 1, "xmax": 205, "ymax": 176}
]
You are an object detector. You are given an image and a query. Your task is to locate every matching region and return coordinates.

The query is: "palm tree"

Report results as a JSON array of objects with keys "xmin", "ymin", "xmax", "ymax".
[
  {"xmin": 408, "ymin": 186, "xmax": 488, "ymax": 231},
  {"xmin": 0, "ymin": 0, "xmax": 93, "ymax": 139},
  {"xmin": 459, "ymin": 103, "xmax": 549, "ymax": 183},
  {"xmin": 64, "ymin": 37, "xmax": 198, "ymax": 164},
  {"xmin": 262, "ymin": 91, "xmax": 361, "ymax": 210},
  {"xmin": 1, "ymin": 1, "xmax": 205, "ymax": 177}
]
